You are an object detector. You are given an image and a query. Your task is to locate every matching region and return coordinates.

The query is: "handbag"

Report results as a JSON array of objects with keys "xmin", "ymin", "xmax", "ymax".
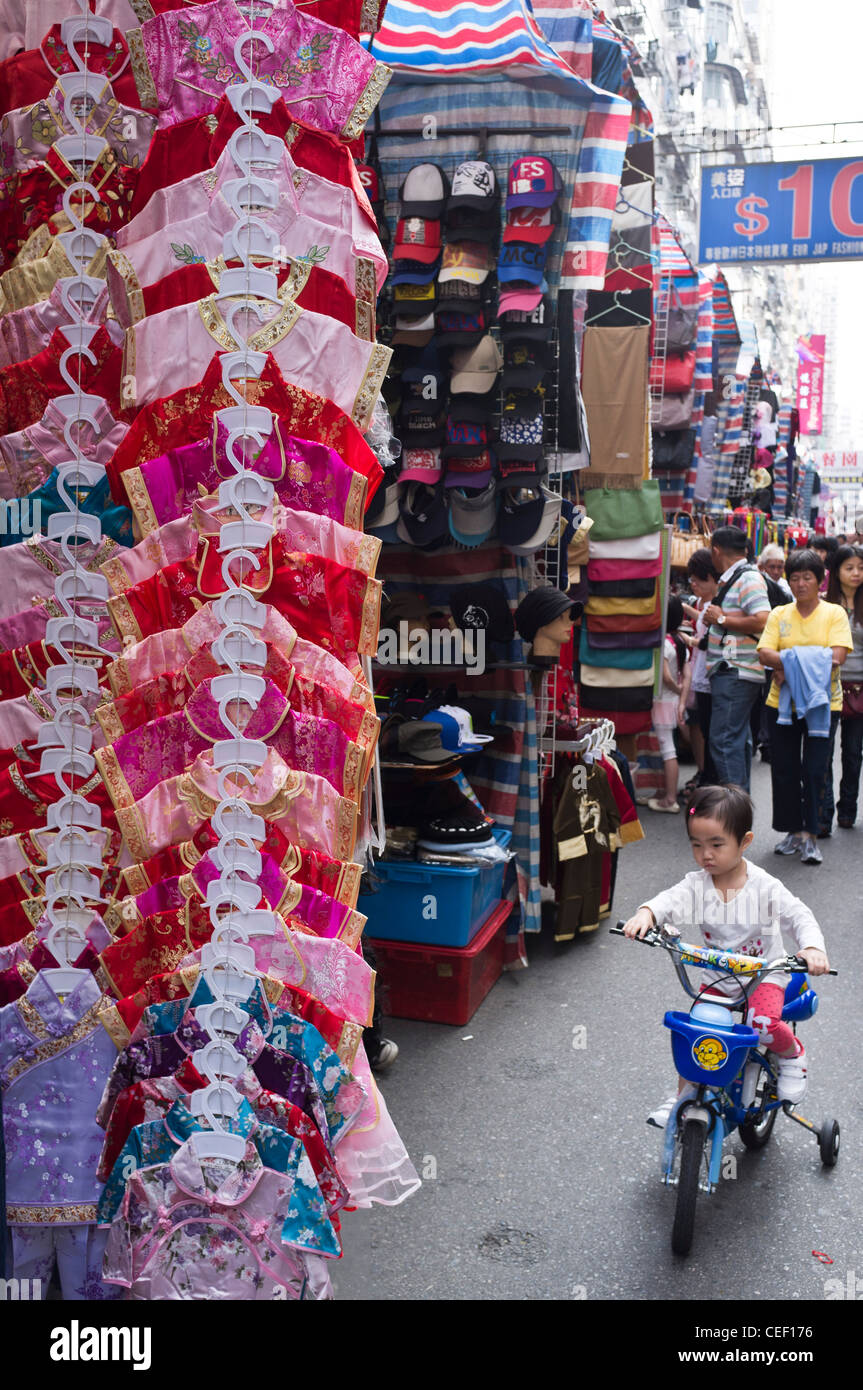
[
  {"xmin": 661, "ymin": 280, "xmax": 698, "ymax": 352},
  {"xmin": 670, "ymin": 512, "xmax": 711, "ymax": 571},
  {"xmin": 841, "ymin": 681, "xmax": 863, "ymax": 718},
  {"xmin": 653, "ymin": 427, "xmax": 696, "ymax": 471},
  {"xmin": 653, "ymin": 388, "xmax": 695, "ymax": 430},
  {"xmin": 649, "ymin": 350, "xmax": 696, "ymax": 394}
]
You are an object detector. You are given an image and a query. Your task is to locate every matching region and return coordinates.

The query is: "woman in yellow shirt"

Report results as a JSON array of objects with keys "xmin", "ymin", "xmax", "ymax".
[{"xmin": 757, "ymin": 548, "xmax": 852, "ymax": 865}]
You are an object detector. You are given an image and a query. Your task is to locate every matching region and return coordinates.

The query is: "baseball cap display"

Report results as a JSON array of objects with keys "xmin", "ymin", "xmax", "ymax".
[
  {"xmin": 435, "ymin": 307, "xmax": 488, "ymax": 346},
  {"xmin": 401, "ymin": 342, "xmax": 446, "ymax": 388},
  {"xmin": 449, "ymin": 582, "xmax": 515, "ymax": 644},
  {"xmin": 448, "ymin": 480, "xmax": 498, "ymax": 547},
  {"xmin": 498, "ymin": 240, "xmax": 549, "ymax": 286},
  {"xmin": 450, "ymin": 335, "xmax": 502, "ymax": 394},
  {"xmin": 500, "ymin": 396, "xmax": 544, "ymax": 448},
  {"xmin": 498, "ymin": 484, "xmax": 562, "ymax": 556},
  {"xmin": 394, "ymin": 217, "xmax": 442, "ymax": 262},
  {"xmin": 502, "ymin": 204, "xmax": 558, "ymax": 245},
  {"xmin": 499, "ymin": 294, "xmax": 553, "ymax": 340},
  {"xmin": 382, "ymin": 719, "xmax": 457, "ymax": 765},
  {"xmin": 399, "ymin": 163, "xmax": 450, "ymax": 219},
  {"xmin": 446, "ymin": 207, "xmax": 500, "ymax": 244},
  {"xmin": 392, "ymin": 262, "xmax": 439, "ymax": 286},
  {"xmin": 506, "ymin": 156, "xmax": 563, "ymax": 210},
  {"xmin": 436, "ymin": 277, "xmax": 483, "ymax": 306},
  {"xmin": 502, "ymin": 341, "xmax": 551, "ymax": 391},
  {"xmin": 447, "ymin": 160, "xmax": 499, "ymax": 214},
  {"xmin": 444, "ymin": 460, "xmax": 493, "ymax": 490},
  {"xmin": 439, "ymin": 241, "xmax": 494, "ymax": 286},
  {"xmin": 497, "ymin": 285, "xmax": 546, "ymax": 316},
  {"xmin": 424, "ymin": 705, "xmax": 494, "ymax": 751},
  {"xmin": 396, "ymin": 480, "xmax": 449, "ymax": 547},
  {"xmin": 443, "ymin": 416, "xmax": 489, "ymax": 457},
  {"xmin": 399, "ymin": 447, "xmax": 443, "ymax": 485},
  {"xmin": 495, "ymin": 455, "xmax": 544, "ymax": 490}
]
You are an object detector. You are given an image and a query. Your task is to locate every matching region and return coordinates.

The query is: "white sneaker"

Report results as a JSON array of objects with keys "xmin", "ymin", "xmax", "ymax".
[
  {"xmin": 776, "ymin": 1045, "xmax": 807, "ymax": 1103},
  {"xmin": 647, "ymin": 1084, "xmax": 697, "ymax": 1129}
]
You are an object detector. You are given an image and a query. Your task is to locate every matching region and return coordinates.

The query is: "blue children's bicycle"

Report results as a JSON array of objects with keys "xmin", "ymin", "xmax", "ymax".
[{"xmin": 610, "ymin": 922, "xmax": 840, "ymax": 1256}]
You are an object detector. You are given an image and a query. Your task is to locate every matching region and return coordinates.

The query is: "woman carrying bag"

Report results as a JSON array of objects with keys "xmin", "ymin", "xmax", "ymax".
[
  {"xmin": 825, "ymin": 543, "xmax": 863, "ymax": 828},
  {"xmin": 679, "ymin": 548, "xmax": 720, "ymax": 791}
]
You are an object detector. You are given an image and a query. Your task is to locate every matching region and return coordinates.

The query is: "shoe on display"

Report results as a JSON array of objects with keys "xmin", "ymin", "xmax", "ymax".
[
  {"xmin": 800, "ymin": 836, "xmax": 823, "ymax": 864},
  {"xmin": 370, "ymin": 1039, "xmax": 399, "ymax": 1072},
  {"xmin": 773, "ymin": 833, "xmax": 801, "ymax": 856},
  {"xmin": 647, "ymin": 798, "xmax": 680, "ymax": 814},
  {"xmin": 776, "ymin": 1045, "xmax": 807, "ymax": 1104}
]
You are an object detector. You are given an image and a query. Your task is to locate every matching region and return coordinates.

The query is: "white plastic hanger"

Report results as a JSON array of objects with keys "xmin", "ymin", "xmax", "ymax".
[
  {"xmin": 189, "ymin": 1084, "xmax": 248, "ymax": 1164},
  {"xmin": 225, "ymin": 29, "xmax": 278, "ymax": 121},
  {"xmin": 221, "ymin": 217, "xmax": 283, "ymax": 278},
  {"xmin": 57, "ymin": 183, "xmax": 106, "ymax": 271},
  {"xmin": 46, "ymin": 793, "xmax": 103, "ymax": 833},
  {"xmin": 43, "ymin": 917, "xmax": 88, "ymax": 967},
  {"xmin": 212, "ymin": 798, "xmax": 266, "ymax": 843},
  {"xmin": 45, "ymin": 660, "xmax": 101, "ymax": 701},
  {"xmin": 53, "ymin": 81, "xmax": 109, "ymax": 177},
  {"xmin": 214, "ymin": 351, "xmax": 274, "ymax": 444},
  {"xmin": 51, "ymin": 344, "xmax": 107, "ymax": 430},
  {"xmin": 61, "ymin": 3, "xmax": 114, "ymax": 54},
  {"xmin": 190, "ymin": 1038, "xmax": 247, "ymax": 1088},
  {"xmin": 213, "ymin": 587, "xmax": 270, "ymax": 630},
  {"xmin": 45, "ymin": 824, "xmax": 105, "ymax": 870},
  {"xmin": 43, "ymin": 887, "xmax": 94, "ymax": 936},
  {"xmin": 211, "ymin": 623, "xmax": 268, "ymax": 673},
  {"xmin": 222, "ymin": 176, "xmax": 279, "ymax": 218},
  {"xmin": 45, "ymin": 863, "xmax": 104, "ymax": 905},
  {"xmin": 226, "ymin": 122, "xmax": 283, "ymax": 175},
  {"xmin": 209, "ymin": 841, "xmax": 263, "ymax": 879},
  {"xmin": 206, "ymin": 875, "xmax": 262, "ymax": 915}
]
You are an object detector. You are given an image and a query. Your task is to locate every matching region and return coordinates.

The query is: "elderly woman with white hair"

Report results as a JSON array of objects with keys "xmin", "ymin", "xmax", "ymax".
[{"xmin": 757, "ymin": 544, "xmax": 793, "ymax": 598}]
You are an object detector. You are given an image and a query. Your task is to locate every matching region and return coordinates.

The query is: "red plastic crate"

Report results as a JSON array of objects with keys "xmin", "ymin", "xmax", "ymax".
[{"xmin": 367, "ymin": 899, "xmax": 512, "ymax": 1026}]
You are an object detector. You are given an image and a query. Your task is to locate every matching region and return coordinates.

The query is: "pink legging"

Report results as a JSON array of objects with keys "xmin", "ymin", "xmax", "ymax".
[{"xmin": 744, "ymin": 982, "xmax": 801, "ymax": 1057}]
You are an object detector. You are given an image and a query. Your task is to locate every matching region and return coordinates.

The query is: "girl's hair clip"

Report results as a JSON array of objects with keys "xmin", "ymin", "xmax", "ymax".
[{"xmin": 688, "ymin": 806, "xmax": 696, "ymax": 814}]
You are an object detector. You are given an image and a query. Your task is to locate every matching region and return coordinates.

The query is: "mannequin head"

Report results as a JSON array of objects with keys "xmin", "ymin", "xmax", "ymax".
[{"xmin": 532, "ymin": 609, "xmax": 575, "ymax": 657}]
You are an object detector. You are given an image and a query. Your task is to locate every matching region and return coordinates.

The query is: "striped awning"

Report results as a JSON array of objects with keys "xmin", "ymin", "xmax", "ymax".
[
  {"xmin": 531, "ymin": 0, "xmax": 594, "ymax": 79},
  {"xmin": 370, "ymin": 0, "xmax": 591, "ymax": 83},
  {"xmin": 709, "ymin": 270, "xmax": 740, "ymax": 342}
]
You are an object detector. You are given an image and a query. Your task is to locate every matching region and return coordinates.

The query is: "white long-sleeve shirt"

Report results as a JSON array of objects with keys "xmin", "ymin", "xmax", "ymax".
[{"xmin": 641, "ymin": 861, "xmax": 825, "ymax": 995}]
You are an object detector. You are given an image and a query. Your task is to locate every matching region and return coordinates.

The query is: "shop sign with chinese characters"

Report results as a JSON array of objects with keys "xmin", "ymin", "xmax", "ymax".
[{"xmin": 699, "ymin": 158, "xmax": 863, "ymax": 264}]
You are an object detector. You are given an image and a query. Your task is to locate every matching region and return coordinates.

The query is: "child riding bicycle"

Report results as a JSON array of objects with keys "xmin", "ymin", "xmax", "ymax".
[{"xmin": 623, "ymin": 785, "xmax": 830, "ymax": 1127}]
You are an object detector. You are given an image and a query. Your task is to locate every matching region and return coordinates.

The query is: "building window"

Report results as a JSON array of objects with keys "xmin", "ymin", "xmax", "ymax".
[
  {"xmin": 704, "ymin": 66, "xmax": 732, "ymax": 105},
  {"xmin": 706, "ymin": 0, "xmax": 733, "ymax": 46}
]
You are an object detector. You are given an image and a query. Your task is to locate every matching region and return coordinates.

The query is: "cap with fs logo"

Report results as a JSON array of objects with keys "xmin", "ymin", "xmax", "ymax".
[{"xmin": 506, "ymin": 156, "xmax": 562, "ymax": 210}]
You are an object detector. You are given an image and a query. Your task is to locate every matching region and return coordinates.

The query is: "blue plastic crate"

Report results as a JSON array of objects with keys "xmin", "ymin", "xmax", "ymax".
[{"xmin": 363, "ymin": 828, "xmax": 512, "ymax": 948}]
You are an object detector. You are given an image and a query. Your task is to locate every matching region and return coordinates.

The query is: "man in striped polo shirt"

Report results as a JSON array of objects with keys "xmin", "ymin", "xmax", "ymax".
[{"xmin": 704, "ymin": 526, "xmax": 771, "ymax": 792}]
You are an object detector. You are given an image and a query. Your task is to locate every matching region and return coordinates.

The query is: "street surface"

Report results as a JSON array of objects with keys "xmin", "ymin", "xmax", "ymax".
[{"xmin": 333, "ymin": 756, "xmax": 861, "ymax": 1300}]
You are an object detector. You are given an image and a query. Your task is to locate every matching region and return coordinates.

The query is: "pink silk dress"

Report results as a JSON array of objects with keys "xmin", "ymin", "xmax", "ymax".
[
  {"xmin": 0, "ymin": 534, "xmax": 121, "ymax": 632},
  {"xmin": 121, "ymin": 418, "xmax": 368, "ymax": 533},
  {"xmin": 104, "ymin": 602, "xmax": 371, "ymax": 706},
  {"xmin": 111, "ymin": 747, "xmax": 358, "ymax": 864},
  {"xmin": 0, "ymin": 399, "xmax": 128, "ymax": 501},
  {"xmin": 96, "ymin": 640, "xmax": 379, "ymax": 754},
  {"xmin": 129, "ymin": 851, "xmax": 366, "ymax": 948},
  {"xmin": 114, "ymin": 138, "xmax": 380, "ymax": 259},
  {"xmin": 129, "ymin": 0, "xmax": 391, "ymax": 141},
  {"xmin": 95, "ymin": 677, "xmax": 369, "ymax": 805},
  {"xmin": 108, "ymin": 190, "xmax": 384, "ymax": 321},
  {"xmin": 178, "ymin": 917, "xmax": 375, "ymax": 1027},
  {"xmin": 0, "ymin": 282, "xmax": 121, "ymax": 370},
  {"xmin": 120, "ymin": 294, "xmax": 391, "ymax": 430},
  {"xmin": 0, "ymin": 79, "xmax": 156, "ymax": 181}
]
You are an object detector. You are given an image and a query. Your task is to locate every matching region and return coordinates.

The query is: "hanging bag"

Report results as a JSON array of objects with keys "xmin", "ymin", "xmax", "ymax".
[
  {"xmin": 653, "ymin": 387, "xmax": 695, "ymax": 430},
  {"xmin": 649, "ymin": 349, "xmax": 696, "ymax": 394},
  {"xmin": 652, "ymin": 428, "xmax": 696, "ymax": 472},
  {"xmin": 669, "ymin": 511, "xmax": 710, "ymax": 570},
  {"xmin": 662, "ymin": 279, "xmax": 698, "ymax": 351}
]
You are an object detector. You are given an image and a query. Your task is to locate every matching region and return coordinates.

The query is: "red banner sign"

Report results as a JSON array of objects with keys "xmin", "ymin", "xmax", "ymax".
[{"xmin": 797, "ymin": 334, "xmax": 826, "ymax": 435}]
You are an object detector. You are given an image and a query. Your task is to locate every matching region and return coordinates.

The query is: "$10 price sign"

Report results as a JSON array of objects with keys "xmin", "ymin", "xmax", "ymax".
[{"xmin": 698, "ymin": 157, "xmax": 863, "ymax": 266}]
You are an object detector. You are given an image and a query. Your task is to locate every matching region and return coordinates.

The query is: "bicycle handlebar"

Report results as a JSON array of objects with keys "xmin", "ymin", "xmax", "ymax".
[{"xmin": 610, "ymin": 921, "xmax": 838, "ymax": 977}]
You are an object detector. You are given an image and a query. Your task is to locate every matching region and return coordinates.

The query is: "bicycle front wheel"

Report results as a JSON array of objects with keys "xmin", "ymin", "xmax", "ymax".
[{"xmin": 672, "ymin": 1117, "xmax": 707, "ymax": 1256}]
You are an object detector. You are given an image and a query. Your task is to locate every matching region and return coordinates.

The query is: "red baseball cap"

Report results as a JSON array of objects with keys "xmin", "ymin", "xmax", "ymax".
[
  {"xmin": 394, "ymin": 217, "xmax": 442, "ymax": 264},
  {"xmin": 503, "ymin": 206, "xmax": 556, "ymax": 245}
]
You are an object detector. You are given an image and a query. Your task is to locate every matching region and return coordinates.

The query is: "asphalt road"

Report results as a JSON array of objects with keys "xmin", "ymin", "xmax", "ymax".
[{"xmin": 332, "ymin": 755, "xmax": 861, "ymax": 1301}]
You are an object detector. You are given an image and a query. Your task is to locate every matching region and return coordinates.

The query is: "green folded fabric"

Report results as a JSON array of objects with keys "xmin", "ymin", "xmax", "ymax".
[
  {"xmin": 579, "ymin": 627, "xmax": 654, "ymax": 670},
  {"xmin": 584, "ymin": 479, "xmax": 664, "ymax": 540}
]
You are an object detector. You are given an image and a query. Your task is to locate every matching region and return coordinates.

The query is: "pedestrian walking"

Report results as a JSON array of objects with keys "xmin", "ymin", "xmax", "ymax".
[
  {"xmin": 756, "ymin": 548, "xmax": 852, "ymax": 864},
  {"xmin": 703, "ymin": 526, "xmax": 770, "ymax": 792},
  {"xmin": 648, "ymin": 596, "xmax": 688, "ymax": 814},
  {"xmin": 825, "ymin": 543, "xmax": 863, "ymax": 829},
  {"xmin": 679, "ymin": 548, "xmax": 719, "ymax": 790}
]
